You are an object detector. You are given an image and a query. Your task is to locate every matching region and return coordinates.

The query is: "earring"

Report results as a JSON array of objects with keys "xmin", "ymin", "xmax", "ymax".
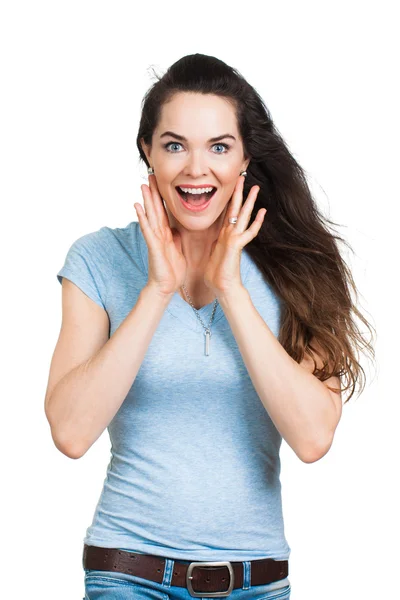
[
  {"xmin": 148, "ymin": 166, "xmax": 154, "ymax": 175},
  {"xmin": 240, "ymin": 170, "xmax": 247, "ymax": 177}
]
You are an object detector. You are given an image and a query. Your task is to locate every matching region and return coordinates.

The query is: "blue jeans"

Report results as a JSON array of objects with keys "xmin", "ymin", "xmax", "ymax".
[{"xmin": 83, "ymin": 557, "xmax": 291, "ymax": 599}]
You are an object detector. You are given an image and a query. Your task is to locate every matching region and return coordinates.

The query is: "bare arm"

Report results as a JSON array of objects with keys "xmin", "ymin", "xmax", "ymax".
[
  {"xmin": 45, "ymin": 283, "xmax": 172, "ymax": 459},
  {"xmin": 218, "ymin": 285, "xmax": 342, "ymax": 463}
]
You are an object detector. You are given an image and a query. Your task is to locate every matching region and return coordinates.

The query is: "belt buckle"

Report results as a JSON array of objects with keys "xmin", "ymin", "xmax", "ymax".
[{"xmin": 186, "ymin": 561, "xmax": 234, "ymax": 598}]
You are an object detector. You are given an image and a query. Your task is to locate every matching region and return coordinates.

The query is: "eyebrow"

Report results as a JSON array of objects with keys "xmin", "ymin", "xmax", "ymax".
[{"xmin": 159, "ymin": 131, "xmax": 236, "ymax": 143}]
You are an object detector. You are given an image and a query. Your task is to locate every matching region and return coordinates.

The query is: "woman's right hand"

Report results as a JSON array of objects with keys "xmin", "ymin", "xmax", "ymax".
[{"xmin": 134, "ymin": 174, "xmax": 187, "ymax": 298}]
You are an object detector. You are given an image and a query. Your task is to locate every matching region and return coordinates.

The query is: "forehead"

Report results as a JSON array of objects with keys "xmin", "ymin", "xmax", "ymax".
[{"xmin": 157, "ymin": 93, "xmax": 238, "ymax": 135}]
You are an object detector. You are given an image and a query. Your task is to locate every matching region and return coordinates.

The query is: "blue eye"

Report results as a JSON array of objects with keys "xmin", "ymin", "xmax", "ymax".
[
  {"xmin": 213, "ymin": 143, "xmax": 229, "ymax": 153},
  {"xmin": 163, "ymin": 142, "xmax": 230, "ymax": 154},
  {"xmin": 164, "ymin": 142, "xmax": 183, "ymax": 152}
]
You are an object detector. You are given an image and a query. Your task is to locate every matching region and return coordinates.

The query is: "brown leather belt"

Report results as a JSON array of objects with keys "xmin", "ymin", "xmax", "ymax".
[{"xmin": 83, "ymin": 544, "xmax": 289, "ymax": 598}]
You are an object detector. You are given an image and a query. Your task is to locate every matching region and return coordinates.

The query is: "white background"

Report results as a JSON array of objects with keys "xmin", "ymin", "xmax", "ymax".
[{"xmin": 1, "ymin": 1, "xmax": 398, "ymax": 598}]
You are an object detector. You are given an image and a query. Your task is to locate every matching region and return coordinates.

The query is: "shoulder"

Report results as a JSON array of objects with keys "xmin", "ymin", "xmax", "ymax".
[
  {"xmin": 71, "ymin": 225, "xmax": 113, "ymax": 252},
  {"xmin": 68, "ymin": 221, "xmax": 138, "ymax": 260},
  {"xmin": 243, "ymin": 251, "xmax": 282, "ymax": 307},
  {"xmin": 57, "ymin": 221, "xmax": 141, "ymax": 310}
]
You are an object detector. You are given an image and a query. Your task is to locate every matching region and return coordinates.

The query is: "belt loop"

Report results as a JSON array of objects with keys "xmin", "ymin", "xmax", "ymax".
[
  {"xmin": 162, "ymin": 558, "xmax": 174, "ymax": 587},
  {"xmin": 242, "ymin": 561, "xmax": 251, "ymax": 589}
]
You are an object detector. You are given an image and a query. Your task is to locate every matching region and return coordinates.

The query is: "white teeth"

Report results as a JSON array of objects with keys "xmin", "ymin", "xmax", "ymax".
[{"xmin": 178, "ymin": 186, "xmax": 215, "ymax": 194}]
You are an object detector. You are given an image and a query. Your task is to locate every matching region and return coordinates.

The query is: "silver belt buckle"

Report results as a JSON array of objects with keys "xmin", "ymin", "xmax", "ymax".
[{"xmin": 186, "ymin": 561, "xmax": 234, "ymax": 598}]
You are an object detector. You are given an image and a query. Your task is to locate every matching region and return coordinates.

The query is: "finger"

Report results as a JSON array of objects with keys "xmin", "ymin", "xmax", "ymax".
[
  {"xmin": 235, "ymin": 185, "xmax": 260, "ymax": 232},
  {"xmin": 226, "ymin": 175, "xmax": 246, "ymax": 226},
  {"xmin": 148, "ymin": 174, "xmax": 170, "ymax": 226},
  {"xmin": 239, "ymin": 208, "xmax": 266, "ymax": 245},
  {"xmin": 134, "ymin": 200, "xmax": 156, "ymax": 245},
  {"xmin": 141, "ymin": 183, "xmax": 159, "ymax": 230}
]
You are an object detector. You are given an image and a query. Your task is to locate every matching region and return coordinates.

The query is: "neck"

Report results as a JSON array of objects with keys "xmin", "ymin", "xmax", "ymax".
[
  {"xmin": 181, "ymin": 238, "xmax": 214, "ymax": 271},
  {"xmin": 166, "ymin": 202, "xmax": 228, "ymax": 270}
]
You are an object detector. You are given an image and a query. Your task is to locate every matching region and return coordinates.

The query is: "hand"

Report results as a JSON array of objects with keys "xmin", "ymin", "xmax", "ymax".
[
  {"xmin": 204, "ymin": 175, "xmax": 267, "ymax": 297},
  {"xmin": 134, "ymin": 174, "xmax": 187, "ymax": 297}
]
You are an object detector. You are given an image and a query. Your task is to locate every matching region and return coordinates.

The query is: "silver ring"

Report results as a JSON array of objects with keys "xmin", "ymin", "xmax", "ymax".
[{"xmin": 228, "ymin": 217, "xmax": 238, "ymax": 224}]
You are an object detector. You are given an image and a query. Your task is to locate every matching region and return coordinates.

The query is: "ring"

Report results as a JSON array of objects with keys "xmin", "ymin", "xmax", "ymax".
[{"xmin": 228, "ymin": 217, "xmax": 238, "ymax": 224}]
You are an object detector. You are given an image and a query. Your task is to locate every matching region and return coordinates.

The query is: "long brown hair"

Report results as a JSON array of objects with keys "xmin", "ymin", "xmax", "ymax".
[{"xmin": 136, "ymin": 53, "xmax": 376, "ymax": 404}]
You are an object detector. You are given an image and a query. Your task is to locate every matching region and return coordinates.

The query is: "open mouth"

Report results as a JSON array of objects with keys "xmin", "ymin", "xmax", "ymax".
[{"xmin": 175, "ymin": 186, "xmax": 217, "ymax": 206}]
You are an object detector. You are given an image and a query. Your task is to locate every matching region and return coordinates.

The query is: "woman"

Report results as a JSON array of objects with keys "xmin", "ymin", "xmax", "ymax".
[{"xmin": 45, "ymin": 54, "xmax": 376, "ymax": 600}]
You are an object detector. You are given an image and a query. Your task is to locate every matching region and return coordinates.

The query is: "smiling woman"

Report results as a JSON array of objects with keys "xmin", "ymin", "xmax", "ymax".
[{"xmin": 47, "ymin": 52, "xmax": 377, "ymax": 600}]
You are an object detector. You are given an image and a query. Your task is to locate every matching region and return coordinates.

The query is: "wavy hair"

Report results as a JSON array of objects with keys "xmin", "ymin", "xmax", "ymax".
[{"xmin": 136, "ymin": 53, "xmax": 376, "ymax": 403}]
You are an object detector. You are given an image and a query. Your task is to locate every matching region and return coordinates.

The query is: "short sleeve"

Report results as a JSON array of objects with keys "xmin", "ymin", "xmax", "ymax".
[
  {"xmin": 56, "ymin": 227, "xmax": 114, "ymax": 310},
  {"xmin": 244, "ymin": 257, "xmax": 283, "ymax": 337}
]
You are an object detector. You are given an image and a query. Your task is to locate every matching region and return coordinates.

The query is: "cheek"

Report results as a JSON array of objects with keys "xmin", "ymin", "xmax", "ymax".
[
  {"xmin": 220, "ymin": 182, "xmax": 238, "ymax": 201},
  {"xmin": 220, "ymin": 159, "xmax": 242, "ymax": 177},
  {"xmin": 219, "ymin": 168, "xmax": 241, "ymax": 190}
]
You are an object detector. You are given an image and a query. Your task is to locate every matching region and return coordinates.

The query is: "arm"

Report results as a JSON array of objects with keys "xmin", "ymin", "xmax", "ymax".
[
  {"xmin": 218, "ymin": 285, "xmax": 342, "ymax": 463},
  {"xmin": 45, "ymin": 284, "xmax": 172, "ymax": 459}
]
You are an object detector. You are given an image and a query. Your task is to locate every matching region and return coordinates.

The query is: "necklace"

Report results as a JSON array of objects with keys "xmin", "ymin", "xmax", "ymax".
[{"xmin": 181, "ymin": 284, "xmax": 219, "ymax": 357}]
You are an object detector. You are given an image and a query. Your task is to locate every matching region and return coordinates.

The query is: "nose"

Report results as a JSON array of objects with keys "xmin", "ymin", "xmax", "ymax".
[{"xmin": 182, "ymin": 150, "xmax": 209, "ymax": 179}]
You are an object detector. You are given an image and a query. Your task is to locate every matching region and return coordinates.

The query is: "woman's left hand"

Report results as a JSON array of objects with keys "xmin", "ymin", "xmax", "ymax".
[{"xmin": 204, "ymin": 175, "xmax": 267, "ymax": 298}]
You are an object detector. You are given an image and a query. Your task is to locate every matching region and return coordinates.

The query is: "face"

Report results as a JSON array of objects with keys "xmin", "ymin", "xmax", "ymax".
[{"xmin": 140, "ymin": 92, "xmax": 250, "ymax": 232}]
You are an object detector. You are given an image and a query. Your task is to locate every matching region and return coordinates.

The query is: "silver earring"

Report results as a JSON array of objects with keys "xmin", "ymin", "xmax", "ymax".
[
  {"xmin": 240, "ymin": 170, "xmax": 247, "ymax": 177},
  {"xmin": 148, "ymin": 166, "xmax": 154, "ymax": 175}
]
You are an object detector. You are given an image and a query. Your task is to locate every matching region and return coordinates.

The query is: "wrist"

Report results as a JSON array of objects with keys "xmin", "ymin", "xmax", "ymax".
[
  {"xmin": 216, "ymin": 284, "xmax": 249, "ymax": 307},
  {"xmin": 143, "ymin": 283, "xmax": 175, "ymax": 304}
]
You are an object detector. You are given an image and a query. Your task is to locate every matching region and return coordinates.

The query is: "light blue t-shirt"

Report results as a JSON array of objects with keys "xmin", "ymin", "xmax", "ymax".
[{"xmin": 57, "ymin": 220, "xmax": 291, "ymax": 563}]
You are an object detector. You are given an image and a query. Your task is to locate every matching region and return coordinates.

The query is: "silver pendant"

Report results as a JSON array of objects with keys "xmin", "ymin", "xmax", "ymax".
[
  {"xmin": 180, "ymin": 285, "xmax": 218, "ymax": 357},
  {"xmin": 204, "ymin": 329, "xmax": 211, "ymax": 356}
]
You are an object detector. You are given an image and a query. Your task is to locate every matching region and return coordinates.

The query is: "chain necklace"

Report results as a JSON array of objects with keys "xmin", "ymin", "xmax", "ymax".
[{"xmin": 181, "ymin": 284, "xmax": 219, "ymax": 357}]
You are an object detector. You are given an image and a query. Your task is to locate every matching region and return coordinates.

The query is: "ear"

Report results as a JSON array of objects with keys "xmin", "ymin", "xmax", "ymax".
[
  {"xmin": 140, "ymin": 138, "xmax": 151, "ymax": 164},
  {"xmin": 243, "ymin": 156, "xmax": 251, "ymax": 172}
]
